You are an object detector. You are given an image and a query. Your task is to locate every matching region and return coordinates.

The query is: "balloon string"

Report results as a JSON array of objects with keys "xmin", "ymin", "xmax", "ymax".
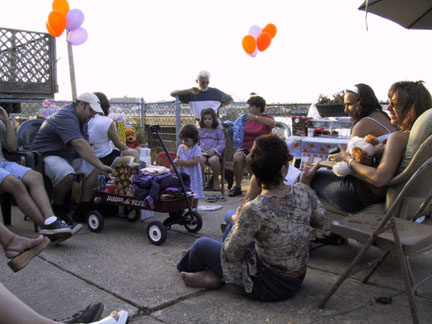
[{"xmin": 365, "ymin": 0, "xmax": 369, "ymax": 31}]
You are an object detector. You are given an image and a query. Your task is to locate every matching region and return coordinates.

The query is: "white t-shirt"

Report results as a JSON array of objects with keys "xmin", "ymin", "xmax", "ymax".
[{"xmin": 88, "ymin": 115, "xmax": 114, "ymax": 158}]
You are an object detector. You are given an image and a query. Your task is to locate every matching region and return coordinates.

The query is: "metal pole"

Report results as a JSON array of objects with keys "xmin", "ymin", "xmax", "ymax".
[
  {"xmin": 67, "ymin": 32, "xmax": 77, "ymax": 101},
  {"xmin": 140, "ymin": 97, "xmax": 146, "ymax": 144},
  {"xmin": 175, "ymin": 97, "xmax": 181, "ymax": 148}
]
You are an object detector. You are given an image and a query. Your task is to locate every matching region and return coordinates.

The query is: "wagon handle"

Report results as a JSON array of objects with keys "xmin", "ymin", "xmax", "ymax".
[{"xmin": 150, "ymin": 124, "xmax": 193, "ymax": 211}]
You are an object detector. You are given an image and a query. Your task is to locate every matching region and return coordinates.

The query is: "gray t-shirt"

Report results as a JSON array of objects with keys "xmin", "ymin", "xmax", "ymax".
[{"xmin": 31, "ymin": 103, "xmax": 88, "ymax": 161}]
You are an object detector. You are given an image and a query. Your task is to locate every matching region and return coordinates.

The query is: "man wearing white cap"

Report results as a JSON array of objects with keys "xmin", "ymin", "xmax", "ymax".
[{"xmin": 31, "ymin": 92, "xmax": 113, "ymax": 223}]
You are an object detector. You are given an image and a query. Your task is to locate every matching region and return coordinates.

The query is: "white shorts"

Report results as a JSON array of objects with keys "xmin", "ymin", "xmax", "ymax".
[{"xmin": 43, "ymin": 156, "xmax": 95, "ymax": 187}]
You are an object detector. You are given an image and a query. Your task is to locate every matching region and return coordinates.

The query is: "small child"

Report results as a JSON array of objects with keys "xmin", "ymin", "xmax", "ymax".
[
  {"xmin": 174, "ymin": 124, "xmax": 204, "ymax": 207},
  {"xmin": 198, "ymin": 108, "xmax": 225, "ymax": 191}
]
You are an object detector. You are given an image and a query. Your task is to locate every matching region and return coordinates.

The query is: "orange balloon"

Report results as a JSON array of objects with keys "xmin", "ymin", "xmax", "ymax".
[
  {"xmin": 46, "ymin": 21, "xmax": 62, "ymax": 37},
  {"xmin": 52, "ymin": 0, "xmax": 70, "ymax": 15},
  {"xmin": 262, "ymin": 23, "xmax": 277, "ymax": 38},
  {"xmin": 257, "ymin": 32, "xmax": 272, "ymax": 51},
  {"xmin": 48, "ymin": 10, "xmax": 67, "ymax": 35},
  {"xmin": 242, "ymin": 35, "xmax": 256, "ymax": 55}
]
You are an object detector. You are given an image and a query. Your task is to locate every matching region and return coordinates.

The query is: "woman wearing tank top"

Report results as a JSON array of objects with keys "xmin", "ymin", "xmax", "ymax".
[
  {"xmin": 311, "ymin": 81, "xmax": 431, "ymax": 215},
  {"xmin": 344, "ymin": 83, "xmax": 397, "ymax": 140}
]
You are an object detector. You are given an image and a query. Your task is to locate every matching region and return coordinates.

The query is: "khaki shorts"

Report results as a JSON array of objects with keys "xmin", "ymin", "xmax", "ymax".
[{"xmin": 43, "ymin": 156, "xmax": 95, "ymax": 187}]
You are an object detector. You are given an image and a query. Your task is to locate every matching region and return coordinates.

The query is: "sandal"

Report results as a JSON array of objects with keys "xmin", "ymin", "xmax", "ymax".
[
  {"xmin": 228, "ymin": 186, "xmax": 242, "ymax": 197},
  {"xmin": 5, "ymin": 235, "xmax": 50, "ymax": 272},
  {"xmin": 93, "ymin": 310, "xmax": 128, "ymax": 324},
  {"xmin": 216, "ymin": 194, "xmax": 226, "ymax": 202},
  {"xmin": 205, "ymin": 195, "xmax": 217, "ymax": 203}
]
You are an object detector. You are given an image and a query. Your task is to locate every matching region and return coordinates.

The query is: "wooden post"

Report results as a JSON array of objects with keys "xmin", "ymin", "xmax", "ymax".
[
  {"xmin": 175, "ymin": 97, "xmax": 181, "ymax": 148},
  {"xmin": 67, "ymin": 32, "xmax": 77, "ymax": 101}
]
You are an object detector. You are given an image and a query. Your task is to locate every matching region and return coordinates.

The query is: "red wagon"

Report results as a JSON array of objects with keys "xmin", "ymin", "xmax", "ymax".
[{"xmin": 87, "ymin": 125, "xmax": 203, "ymax": 245}]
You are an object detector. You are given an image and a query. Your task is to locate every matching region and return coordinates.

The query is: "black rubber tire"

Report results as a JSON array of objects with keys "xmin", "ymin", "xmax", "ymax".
[
  {"xmin": 184, "ymin": 210, "xmax": 203, "ymax": 233},
  {"xmin": 87, "ymin": 210, "xmax": 104, "ymax": 233},
  {"xmin": 126, "ymin": 209, "xmax": 140, "ymax": 222},
  {"xmin": 146, "ymin": 221, "xmax": 167, "ymax": 245}
]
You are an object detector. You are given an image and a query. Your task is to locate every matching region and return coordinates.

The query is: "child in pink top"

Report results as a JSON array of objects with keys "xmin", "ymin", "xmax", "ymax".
[{"xmin": 198, "ymin": 109, "xmax": 225, "ymax": 191}]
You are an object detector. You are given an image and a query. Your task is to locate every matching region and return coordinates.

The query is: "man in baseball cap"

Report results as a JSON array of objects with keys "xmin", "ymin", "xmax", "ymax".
[
  {"xmin": 77, "ymin": 92, "xmax": 104, "ymax": 115},
  {"xmin": 31, "ymin": 92, "xmax": 113, "ymax": 226}
]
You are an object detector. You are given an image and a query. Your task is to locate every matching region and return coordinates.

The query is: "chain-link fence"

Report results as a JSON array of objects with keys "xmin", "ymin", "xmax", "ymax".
[{"xmin": 0, "ymin": 98, "xmax": 311, "ymax": 155}]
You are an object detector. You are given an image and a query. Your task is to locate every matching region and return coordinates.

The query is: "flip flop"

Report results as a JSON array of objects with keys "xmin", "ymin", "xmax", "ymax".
[
  {"xmin": 205, "ymin": 195, "xmax": 216, "ymax": 203},
  {"xmin": 216, "ymin": 194, "xmax": 226, "ymax": 202}
]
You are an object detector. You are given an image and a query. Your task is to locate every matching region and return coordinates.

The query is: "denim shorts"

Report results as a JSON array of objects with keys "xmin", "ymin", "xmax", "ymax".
[
  {"xmin": 43, "ymin": 155, "xmax": 95, "ymax": 187},
  {"xmin": 0, "ymin": 161, "xmax": 32, "ymax": 184}
]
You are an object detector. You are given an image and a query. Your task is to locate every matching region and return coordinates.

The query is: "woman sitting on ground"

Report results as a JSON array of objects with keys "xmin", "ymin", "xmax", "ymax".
[
  {"xmin": 177, "ymin": 134, "xmax": 325, "ymax": 301},
  {"xmin": 344, "ymin": 83, "xmax": 397, "ymax": 140},
  {"xmin": 311, "ymin": 81, "xmax": 432, "ymax": 213},
  {"xmin": 88, "ymin": 92, "xmax": 138, "ymax": 167}
]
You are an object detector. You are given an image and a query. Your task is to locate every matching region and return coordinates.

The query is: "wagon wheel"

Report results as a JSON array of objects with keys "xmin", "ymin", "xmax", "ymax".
[
  {"xmin": 126, "ymin": 208, "xmax": 140, "ymax": 222},
  {"xmin": 87, "ymin": 210, "xmax": 104, "ymax": 233},
  {"xmin": 183, "ymin": 210, "xmax": 203, "ymax": 233},
  {"xmin": 146, "ymin": 221, "xmax": 167, "ymax": 245}
]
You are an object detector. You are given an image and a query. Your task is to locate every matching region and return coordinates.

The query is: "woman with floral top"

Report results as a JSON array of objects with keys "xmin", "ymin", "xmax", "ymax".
[{"xmin": 177, "ymin": 134, "xmax": 325, "ymax": 301}]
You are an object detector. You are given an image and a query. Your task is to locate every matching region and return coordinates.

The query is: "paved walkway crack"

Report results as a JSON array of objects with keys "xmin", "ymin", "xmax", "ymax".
[{"xmin": 38, "ymin": 255, "xmax": 150, "ymax": 312}]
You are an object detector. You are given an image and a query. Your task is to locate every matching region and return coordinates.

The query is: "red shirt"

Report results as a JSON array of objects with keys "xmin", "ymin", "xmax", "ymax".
[{"xmin": 242, "ymin": 114, "xmax": 274, "ymax": 150}]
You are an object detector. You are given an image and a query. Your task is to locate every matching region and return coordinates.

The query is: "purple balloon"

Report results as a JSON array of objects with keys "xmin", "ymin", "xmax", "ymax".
[
  {"xmin": 249, "ymin": 48, "xmax": 258, "ymax": 57},
  {"xmin": 68, "ymin": 27, "xmax": 88, "ymax": 46},
  {"xmin": 66, "ymin": 9, "xmax": 85, "ymax": 31},
  {"xmin": 249, "ymin": 25, "xmax": 262, "ymax": 40}
]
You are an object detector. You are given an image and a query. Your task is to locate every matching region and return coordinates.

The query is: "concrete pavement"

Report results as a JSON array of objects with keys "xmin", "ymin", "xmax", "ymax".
[{"xmin": 1, "ymin": 192, "xmax": 432, "ymax": 324}]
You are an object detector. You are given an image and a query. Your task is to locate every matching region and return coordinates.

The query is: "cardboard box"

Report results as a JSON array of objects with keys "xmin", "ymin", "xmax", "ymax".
[{"xmin": 291, "ymin": 116, "xmax": 311, "ymax": 136}]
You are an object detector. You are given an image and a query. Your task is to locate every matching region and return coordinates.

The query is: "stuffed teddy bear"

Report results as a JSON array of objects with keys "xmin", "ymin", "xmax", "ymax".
[
  {"xmin": 333, "ymin": 134, "xmax": 381, "ymax": 177},
  {"xmin": 125, "ymin": 127, "xmax": 140, "ymax": 149}
]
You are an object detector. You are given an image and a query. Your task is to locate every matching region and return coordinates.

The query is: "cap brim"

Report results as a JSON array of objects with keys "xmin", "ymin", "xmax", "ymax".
[{"xmin": 89, "ymin": 103, "xmax": 103, "ymax": 114}]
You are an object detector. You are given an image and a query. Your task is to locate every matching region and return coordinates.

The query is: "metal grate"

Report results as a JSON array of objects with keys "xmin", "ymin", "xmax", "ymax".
[{"xmin": 0, "ymin": 27, "xmax": 57, "ymax": 99}]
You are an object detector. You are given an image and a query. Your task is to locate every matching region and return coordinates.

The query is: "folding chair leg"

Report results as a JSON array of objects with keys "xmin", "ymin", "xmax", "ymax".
[
  {"xmin": 391, "ymin": 219, "xmax": 419, "ymax": 324},
  {"xmin": 361, "ymin": 250, "xmax": 391, "ymax": 284},
  {"xmin": 319, "ymin": 242, "xmax": 374, "ymax": 308}
]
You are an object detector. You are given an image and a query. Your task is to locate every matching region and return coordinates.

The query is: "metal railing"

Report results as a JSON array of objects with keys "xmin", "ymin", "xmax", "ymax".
[{"xmin": 0, "ymin": 98, "xmax": 311, "ymax": 153}]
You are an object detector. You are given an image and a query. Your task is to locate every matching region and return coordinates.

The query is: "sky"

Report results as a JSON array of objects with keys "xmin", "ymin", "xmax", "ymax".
[{"xmin": 1, "ymin": 0, "xmax": 432, "ymax": 104}]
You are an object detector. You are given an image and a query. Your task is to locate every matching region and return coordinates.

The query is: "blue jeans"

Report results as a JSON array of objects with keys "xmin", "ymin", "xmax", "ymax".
[
  {"xmin": 177, "ymin": 237, "xmax": 223, "ymax": 278},
  {"xmin": 224, "ymin": 209, "xmax": 236, "ymax": 224},
  {"xmin": 311, "ymin": 169, "xmax": 365, "ymax": 212}
]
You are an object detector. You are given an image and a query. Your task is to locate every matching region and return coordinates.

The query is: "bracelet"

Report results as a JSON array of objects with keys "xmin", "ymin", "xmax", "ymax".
[{"xmin": 348, "ymin": 158, "xmax": 355, "ymax": 169}]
